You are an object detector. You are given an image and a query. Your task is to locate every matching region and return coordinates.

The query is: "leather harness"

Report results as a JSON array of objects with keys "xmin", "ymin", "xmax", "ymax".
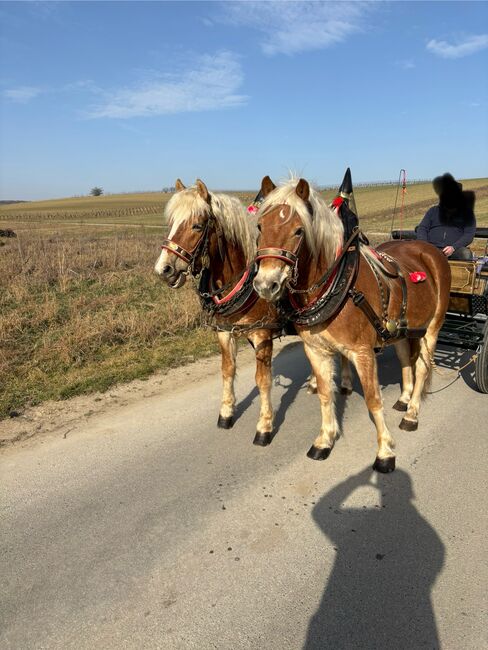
[{"xmin": 255, "ymin": 203, "xmax": 426, "ymax": 346}]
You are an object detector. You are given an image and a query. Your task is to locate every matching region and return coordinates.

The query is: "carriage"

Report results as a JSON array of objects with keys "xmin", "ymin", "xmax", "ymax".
[{"xmin": 391, "ymin": 228, "xmax": 488, "ymax": 393}]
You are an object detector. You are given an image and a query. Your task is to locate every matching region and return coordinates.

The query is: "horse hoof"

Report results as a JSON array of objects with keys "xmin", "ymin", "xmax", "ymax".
[
  {"xmin": 399, "ymin": 418, "xmax": 418, "ymax": 432},
  {"xmin": 392, "ymin": 400, "xmax": 408, "ymax": 412},
  {"xmin": 373, "ymin": 457, "xmax": 396, "ymax": 473},
  {"xmin": 253, "ymin": 431, "xmax": 272, "ymax": 447},
  {"xmin": 217, "ymin": 415, "xmax": 234, "ymax": 429},
  {"xmin": 307, "ymin": 386, "xmax": 318, "ymax": 395},
  {"xmin": 340, "ymin": 386, "xmax": 353, "ymax": 396},
  {"xmin": 307, "ymin": 445, "xmax": 331, "ymax": 461}
]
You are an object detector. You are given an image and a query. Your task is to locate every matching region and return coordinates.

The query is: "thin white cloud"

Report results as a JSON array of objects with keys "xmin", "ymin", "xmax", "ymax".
[
  {"xmin": 426, "ymin": 34, "xmax": 488, "ymax": 59},
  {"xmin": 87, "ymin": 51, "xmax": 247, "ymax": 119},
  {"xmin": 3, "ymin": 86, "xmax": 42, "ymax": 103},
  {"xmin": 396, "ymin": 59, "xmax": 415, "ymax": 70},
  {"xmin": 218, "ymin": 1, "xmax": 374, "ymax": 56}
]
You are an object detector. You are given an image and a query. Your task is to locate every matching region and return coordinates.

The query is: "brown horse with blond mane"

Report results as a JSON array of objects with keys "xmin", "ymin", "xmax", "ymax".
[
  {"xmin": 253, "ymin": 175, "xmax": 451, "ymax": 472},
  {"xmin": 155, "ymin": 179, "xmax": 279, "ymax": 444}
]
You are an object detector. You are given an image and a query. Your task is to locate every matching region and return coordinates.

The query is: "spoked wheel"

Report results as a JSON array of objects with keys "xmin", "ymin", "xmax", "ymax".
[{"xmin": 474, "ymin": 321, "xmax": 488, "ymax": 393}]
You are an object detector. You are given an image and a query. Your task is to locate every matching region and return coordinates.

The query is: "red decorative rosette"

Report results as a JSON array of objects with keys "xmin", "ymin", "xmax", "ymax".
[
  {"xmin": 409, "ymin": 271, "xmax": 427, "ymax": 283},
  {"xmin": 247, "ymin": 204, "xmax": 258, "ymax": 214},
  {"xmin": 331, "ymin": 196, "xmax": 344, "ymax": 211}
]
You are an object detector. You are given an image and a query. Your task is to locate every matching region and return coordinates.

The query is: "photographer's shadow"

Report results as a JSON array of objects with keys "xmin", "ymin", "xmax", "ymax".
[{"xmin": 305, "ymin": 467, "xmax": 444, "ymax": 649}]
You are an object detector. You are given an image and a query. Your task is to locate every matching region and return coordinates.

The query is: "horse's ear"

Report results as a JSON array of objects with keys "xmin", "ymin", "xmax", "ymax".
[
  {"xmin": 195, "ymin": 179, "xmax": 210, "ymax": 202},
  {"xmin": 260, "ymin": 175, "xmax": 276, "ymax": 197},
  {"xmin": 296, "ymin": 178, "xmax": 310, "ymax": 202},
  {"xmin": 175, "ymin": 179, "xmax": 186, "ymax": 192}
]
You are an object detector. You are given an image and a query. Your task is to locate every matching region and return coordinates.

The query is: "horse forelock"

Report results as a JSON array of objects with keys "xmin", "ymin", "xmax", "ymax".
[
  {"xmin": 165, "ymin": 186, "xmax": 256, "ymax": 262},
  {"xmin": 258, "ymin": 177, "xmax": 344, "ymax": 264}
]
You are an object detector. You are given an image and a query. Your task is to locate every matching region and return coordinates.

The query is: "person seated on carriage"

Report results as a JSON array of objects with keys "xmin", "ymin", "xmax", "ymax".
[{"xmin": 416, "ymin": 173, "xmax": 476, "ymax": 260}]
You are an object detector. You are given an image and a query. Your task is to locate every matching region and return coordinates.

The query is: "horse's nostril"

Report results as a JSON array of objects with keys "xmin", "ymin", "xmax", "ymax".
[
  {"xmin": 271, "ymin": 282, "xmax": 279, "ymax": 294},
  {"xmin": 162, "ymin": 264, "xmax": 172, "ymax": 276}
]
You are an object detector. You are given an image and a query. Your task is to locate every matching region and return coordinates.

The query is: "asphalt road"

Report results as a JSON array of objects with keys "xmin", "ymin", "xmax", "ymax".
[{"xmin": 1, "ymin": 341, "xmax": 487, "ymax": 649}]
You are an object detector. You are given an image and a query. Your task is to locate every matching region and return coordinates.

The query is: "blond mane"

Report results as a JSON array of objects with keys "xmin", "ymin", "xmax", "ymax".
[
  {"xmin": 165, "ymin": 186, "xmax": 256, "ymax": 262},
  {"xmin": 258, "ymin": 177, "xmax": 344, "ymax": 264}
]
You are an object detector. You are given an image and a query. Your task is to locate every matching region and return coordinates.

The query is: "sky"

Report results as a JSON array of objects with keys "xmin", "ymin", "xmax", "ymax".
[{"xmin": 0, "ymin": 1, "xmax": 487, "ymax": 200}]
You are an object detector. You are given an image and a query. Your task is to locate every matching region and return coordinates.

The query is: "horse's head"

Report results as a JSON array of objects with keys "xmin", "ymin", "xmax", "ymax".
[
  {"xmin": 253, "ymin": 176, "xmax": 311, "ymax": 301},
  {"xmin": 155, "ymin": 178, "xmax": 213, "ymax": 288},
  {"xmin": 253, "ymin": 175, "xmax": 343, "ymax": 302}
]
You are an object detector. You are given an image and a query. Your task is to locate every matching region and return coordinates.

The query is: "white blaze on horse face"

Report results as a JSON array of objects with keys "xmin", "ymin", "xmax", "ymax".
[{"xmin": 154, "ymin": 222, "xmax": 190, "ymax": 277}]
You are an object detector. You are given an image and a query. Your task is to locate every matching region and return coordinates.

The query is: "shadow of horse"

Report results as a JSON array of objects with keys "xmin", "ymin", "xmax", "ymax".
[
  {"xmin": 235, "ymin": 341, "xmax": 310, "ymax": 437},
  {"xmin": 304, "ymin": 467, "xmax": 445, "ymax": 649},
  {"xmin": 235, "ymin": 341, "xmax": 350, "ymax": 442}
]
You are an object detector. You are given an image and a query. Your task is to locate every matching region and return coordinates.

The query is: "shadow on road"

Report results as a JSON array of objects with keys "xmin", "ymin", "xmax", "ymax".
[
  {"xmin": 234, "ymin": 342, "xmax": 311, "ymax": 437},
  {"xmin": 435, "ymin": 343, "xmax": 479, "ymax": 392},
  {"xmin": 304, "ymin": 467, "xmax": 444, "ymax": 650}
]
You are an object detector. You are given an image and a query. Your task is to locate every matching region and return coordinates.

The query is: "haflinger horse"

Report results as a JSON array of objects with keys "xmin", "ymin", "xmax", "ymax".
[
  {"xmin": 154, "ymin": 179, "xmax": 278, "ymax": 445},
  {"xmin": 253, "ymin": 175, "xmax": 451, "ymax": 472}
]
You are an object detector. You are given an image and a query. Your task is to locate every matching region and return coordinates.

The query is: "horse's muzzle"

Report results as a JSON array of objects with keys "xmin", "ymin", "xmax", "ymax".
[
  {"xmin": 155, "ymin": 261, "xmax": 187, "ymax": 289},
  {"xmin": 253, "ymin": 271, "xmax": 284, "ymax": 302}
]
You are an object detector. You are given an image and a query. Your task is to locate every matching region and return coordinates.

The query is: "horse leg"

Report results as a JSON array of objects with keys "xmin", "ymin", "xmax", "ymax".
[
  {"xmin": 392, "ymin": 339, "xmax": 415, "ymax": 411},
  {"xmin": 303, "ymin": 344, "xmax": 338, "ymax": 460},
  {"xmin": 400, "ymin": 329, "xmax": 437, "ymax": 432},
  {"xmin": 247, "ymin": 330, "xmax": 274, "ymax": 446},
  {"xmin": 217, "ymin": 331, "xmax": 237, "ymax": 429},
  {"xmin": 309, "ymin": 355, "xmax": 351, "ymax": 396},
  {"xmin": 354, "ymin": 349, "xmax": 396, "ymax": 473},
  {"xmin": 339, "ymin": 354, "xmax": 353, "ymax": 395}
]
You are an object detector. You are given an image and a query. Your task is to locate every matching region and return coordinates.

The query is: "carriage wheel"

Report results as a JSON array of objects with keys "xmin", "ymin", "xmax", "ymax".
[{"xmin": 474, "ymin": 321, "xmax": 488, "ymax": 393}]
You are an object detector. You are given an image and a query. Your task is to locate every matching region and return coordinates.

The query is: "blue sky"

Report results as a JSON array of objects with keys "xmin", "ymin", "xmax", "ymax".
[{"xmin": 1, "ymin": 1, "xmax": 487, "ymax": 200}]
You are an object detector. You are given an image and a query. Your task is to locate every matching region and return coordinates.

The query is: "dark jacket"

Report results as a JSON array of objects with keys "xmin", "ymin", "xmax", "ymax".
[{"xmin": 417, "ymin": 205, "xmax": 476, "ymax": 249}]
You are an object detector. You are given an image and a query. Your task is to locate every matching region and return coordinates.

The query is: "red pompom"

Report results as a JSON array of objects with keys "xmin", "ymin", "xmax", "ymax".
[
  {"xmin": 409, "ymin": 271, "xmax": 427, "ymax": 283},
  {"xmin": 331, "ymin": 196, "xmax": 344, "ymax": 211}
]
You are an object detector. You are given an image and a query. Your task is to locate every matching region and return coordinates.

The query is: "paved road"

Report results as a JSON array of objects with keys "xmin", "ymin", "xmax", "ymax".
[{"xmin": 1, "ymin": 341, "xmax": 487, "ymax": 649}]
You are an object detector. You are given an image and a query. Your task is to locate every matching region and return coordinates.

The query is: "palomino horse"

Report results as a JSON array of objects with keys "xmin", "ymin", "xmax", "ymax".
[
  {"xmin": 155, "ymin": 179, "xmax": 278, "ymax": 444},
  {"xmin": 253, "ymin": 176, "xmax": 451, "ymax": 472}
]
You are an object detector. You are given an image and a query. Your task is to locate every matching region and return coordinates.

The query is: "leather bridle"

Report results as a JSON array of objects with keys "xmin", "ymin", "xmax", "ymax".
[
  {"xmin": 161, "ymin": 218, "xmax": 211, "ymax": 270},
  {"xmin": 160, "ymin": 199, "xmax": 225, "ymax": 274},
  {"xmin": 255, "ymin": 204, "xmax": 305, "ymax": 272}
]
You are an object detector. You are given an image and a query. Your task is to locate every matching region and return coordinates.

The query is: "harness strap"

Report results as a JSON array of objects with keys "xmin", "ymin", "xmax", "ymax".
[
  {"xmin": 300, "ymin": 227, "xmax": 360, "ymax": 297},
  {"xmin": 349, "ymin": 288, "xmax": 391, "ymax": 340},
  {"xmin": 211, "ymin": 267, "xmax": 251, "ymax": 306},
  {"xmin": 255, "ymin": 247, "xmax": 299, "ymax": 265},
  {"xmin": 160, "ymin": 239, "xmax": 195, "ymax": 264},
  {"xmin": 350, "ymin": 253, "xmax": 426, "ymax": 344}
]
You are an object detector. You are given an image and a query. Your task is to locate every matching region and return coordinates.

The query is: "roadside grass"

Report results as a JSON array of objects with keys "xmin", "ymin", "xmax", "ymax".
[
  {"xmin": 1, "ymin": 178, "xmax": 487, "ymax": 420},
  {"xmin": 0, "ymin": 230, "xmax": 217, "ymax": 418}
]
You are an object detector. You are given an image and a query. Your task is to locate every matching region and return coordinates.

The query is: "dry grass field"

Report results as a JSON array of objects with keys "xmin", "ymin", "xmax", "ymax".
[{"xmin": 1, "ymin": 178, "xmax": 487, "ymax": 420}]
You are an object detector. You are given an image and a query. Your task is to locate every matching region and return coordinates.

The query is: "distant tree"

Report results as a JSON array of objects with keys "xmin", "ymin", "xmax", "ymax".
[{"xmin": 90, "ymin": 187, "xmax": 104, "ymax": 196}]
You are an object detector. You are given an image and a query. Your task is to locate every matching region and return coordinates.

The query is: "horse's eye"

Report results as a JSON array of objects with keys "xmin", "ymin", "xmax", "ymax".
[
  {"xmin": 295, "ymin": 227, "xmax": 304, "ymax": 236},
  {"xmin": 192, "ymin": 223, "xmax": 203, "ymax": 232}
]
